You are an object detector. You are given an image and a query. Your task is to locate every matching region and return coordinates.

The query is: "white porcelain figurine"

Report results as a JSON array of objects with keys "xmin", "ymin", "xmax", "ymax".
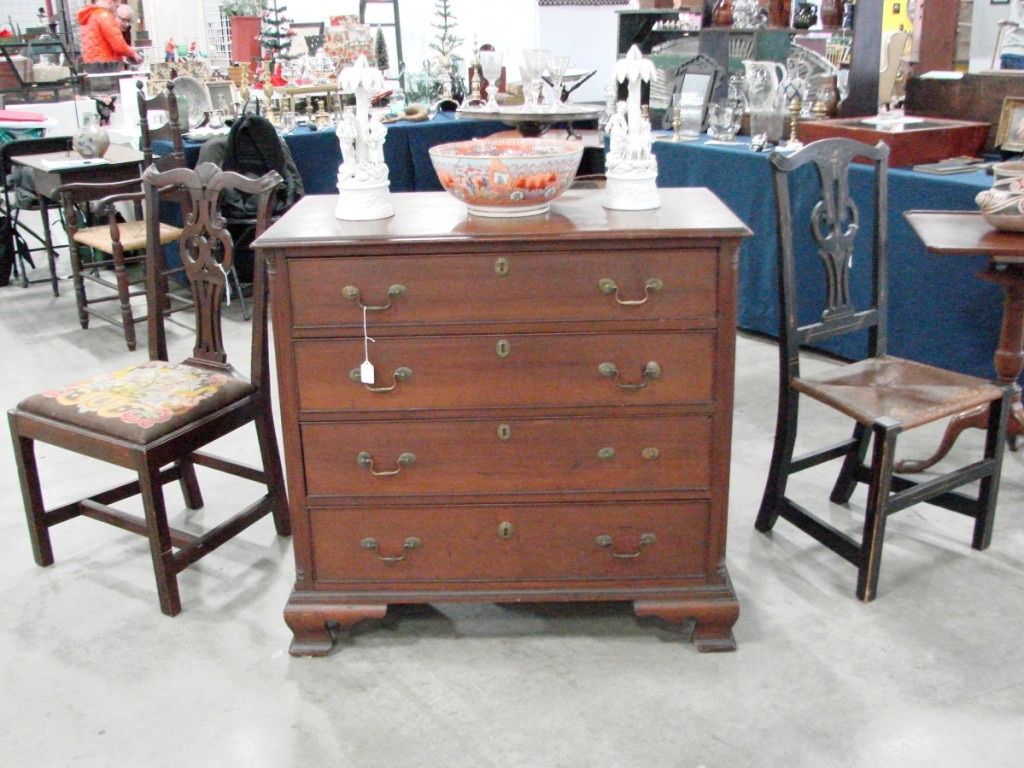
[
  {"xmin": 335, "ymin": 54, "xmax": 394, "ymax": 220},
  {"xmin": 603, "ymin": 45, "xmax": 660, "ymax": 211}
]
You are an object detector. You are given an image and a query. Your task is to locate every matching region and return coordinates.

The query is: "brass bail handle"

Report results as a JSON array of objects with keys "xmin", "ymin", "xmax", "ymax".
[
  {"xmin": 357, "ymin": 451, "xmax": 416, "ymax": 476},
  {"xmin": 350, "ymin": 365, "xmax": 413, "ymax": 393},
  {"xmin": 595, "ymin": 532, "xmax": 656, "ymax": 559},
  {"xmin": 361, "ymin": 536, "xmax": 421, "ymax": 562},
  {"xmin": 598, "ymin": 360, "xmax": 661, "ymax": 390},
  {"xmin": 342, "ymin": 284, "xmax": 407, "ymax": 311},
  {"xmin": 598, "ymin": 277, "xmax": 663, "ymax": 306}
]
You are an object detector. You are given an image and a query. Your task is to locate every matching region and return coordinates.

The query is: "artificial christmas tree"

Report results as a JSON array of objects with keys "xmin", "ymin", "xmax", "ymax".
[{"xmin": 259, "ymin": 0, "xmax": 295, "ymax": 72}]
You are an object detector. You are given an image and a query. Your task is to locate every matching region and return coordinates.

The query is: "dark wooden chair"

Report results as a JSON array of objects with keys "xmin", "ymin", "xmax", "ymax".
[
  {"xmin": 0, "ymin": 135, "xmax": 73, "ymax": 293},
  {"xmin": 55, "ymin": 81, "xmax": 191, "ymax": 350},
  {"xmin": 138, "ymin": 79, "xmax": 185, "ymax": 171},
  {"xmin": 754, "ymin": 137, "xmax": 1013, "ymax": 602},
  {"xmin": 58, "ymin": 176, "xmax": 185, "ymax": 350},
  {"xmin": 8, "ymin": 162, "xmax": 291, "ymax": 616}
]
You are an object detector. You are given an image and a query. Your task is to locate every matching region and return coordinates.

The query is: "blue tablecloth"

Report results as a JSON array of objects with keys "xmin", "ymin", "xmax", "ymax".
[
  {"xmin": 168, "ymin": 112, "xmax": 505, "ymax": 194},
  {"xmin": 650, "ymin": 135, "xmax": 1003, "ymax": 381}
]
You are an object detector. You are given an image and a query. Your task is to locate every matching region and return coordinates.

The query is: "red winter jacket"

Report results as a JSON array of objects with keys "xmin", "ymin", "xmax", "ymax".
[{"xmin": 77, "ymin": 5, "xmax": 138, "ymax": 63}]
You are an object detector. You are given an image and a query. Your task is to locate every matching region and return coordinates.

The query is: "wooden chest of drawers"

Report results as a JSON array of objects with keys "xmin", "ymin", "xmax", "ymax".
[{"xmin": 256, "ymin": 188, "xmax": 750, "ymax": 656}]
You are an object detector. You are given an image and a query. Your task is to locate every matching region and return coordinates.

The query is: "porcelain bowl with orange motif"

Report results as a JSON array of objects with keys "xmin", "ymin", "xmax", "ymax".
[{"xmin": 429, "ymin": 138, "xmax": 583, "ymax": 217}]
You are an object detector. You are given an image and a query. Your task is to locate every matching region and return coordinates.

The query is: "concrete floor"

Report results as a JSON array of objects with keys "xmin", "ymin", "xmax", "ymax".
[{"xmin": 2, "ymin": 259, "xmax": 1023, "ymax": 768}]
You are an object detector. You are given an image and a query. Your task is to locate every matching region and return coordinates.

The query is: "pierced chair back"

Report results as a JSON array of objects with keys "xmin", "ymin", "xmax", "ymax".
[
  {"xmin": 8, "ymin": 162, "xmax": 290, "ymax": 617},
  {"xmin": 138, "ymin": 79, "xmax": 185, "ymax": 171},
  {"xmin": 755, "ymin": 137, "xmax": 1012, "ymax": 602},
  {"xmin": 0, "ymin": 135, "xmax": 74, "ymax": 292},
  {"xmin": 144, "ymin": 162, "xmax": 281, "ymax": 373}
]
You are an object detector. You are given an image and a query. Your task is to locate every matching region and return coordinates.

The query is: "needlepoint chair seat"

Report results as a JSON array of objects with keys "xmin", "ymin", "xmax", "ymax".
[
  {"xmin": 794, "ymin": 355, "xmax": 1004, "ymax": 431},
  {"xmin": 16, "ymin": 360, "xmax": 253, "ymax": 443}
]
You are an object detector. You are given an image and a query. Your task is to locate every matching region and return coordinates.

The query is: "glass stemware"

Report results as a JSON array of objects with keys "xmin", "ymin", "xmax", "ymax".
[
  {"xmin": 547, "ymin": 55, "xmax": 571, "ymax": 110},
  {"xmin": 479, "ymin": 50, "xmax": 503, "ymax": 110},
  {"xmin": 521, "ymin": 48, "xmax": 549, "ymax": 111}
]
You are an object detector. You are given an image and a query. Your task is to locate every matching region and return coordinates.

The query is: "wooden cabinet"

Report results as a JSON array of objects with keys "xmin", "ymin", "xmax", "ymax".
[{"xmin": 257, "ymin": 188, "xmax": 750, "ymax": 657}]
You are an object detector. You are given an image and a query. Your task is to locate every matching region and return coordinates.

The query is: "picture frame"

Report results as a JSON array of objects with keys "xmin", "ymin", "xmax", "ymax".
[
  {"xmin": 996, "ymin": 96, "xmax": 1024, "ymax": 153},
  {"xmin": 663, "ymin": 53, "xmax": 724, "ymax": 131},
  {"xmin": 289, "ymin": 21, "xmax": 325, "ymax": 58},
  {"xmin": 205, "ymin": 80, "xmax": 237, "ymax": 114}
]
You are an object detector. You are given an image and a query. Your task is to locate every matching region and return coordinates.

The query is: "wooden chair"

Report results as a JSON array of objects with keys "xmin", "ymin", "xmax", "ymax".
[
  {"xmin": 137, "ymin": 79, "xmax": 186, "ymax": 172},
  {"xmin": 8, "ymin": 162, "xmax": 291, "ymax": 617},
  {"xmin": 754, "ymin": 138, "xmax": 1013, "ymax": 602},
  {"xmin": 0, "ymin": 135, "xmax": 73, "ymax": 293},
  {"xmin": 58, "ymin": 177, "xmax": 185, "ymax": 350}
]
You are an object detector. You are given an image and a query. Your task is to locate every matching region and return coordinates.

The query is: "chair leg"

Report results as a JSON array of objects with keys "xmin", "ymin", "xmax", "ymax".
[
  {"xmin": 8, "ymin": 420, "xmax": 55, "ymax": 566},
  {"xmin": 254, "ymin": 403, "xmax": 291, "ymax": 537},
  {"xmin": 972, "ymin": 390, "xmax": 1011, "ymax": 551},
  {"xmin": 138, "ymin": 456, "xmax": 182, "ymax": 616},
  {"xmin": 177, "ymin": 457, "xmax": 204, "ymax": 510},
  {"xmin": 67, "ymin": 235, "xmax": 90, "ymax": 330},
  {"xmin": 110, "ymin": 242, "xmax": 137, "ymax": 351},
  {"xmin": 755, "ymin": 388, "xmax": 799, "ymax": 533},
  {"xmin": 856, "ymin": 420, "xmax": 900, "ymax": 603},
  {"xmin": 830, "ymin": 422, "xmax": 871, "ymax": 504}
]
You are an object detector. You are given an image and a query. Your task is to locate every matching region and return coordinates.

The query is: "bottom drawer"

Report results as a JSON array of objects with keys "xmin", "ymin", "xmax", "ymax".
[{"xmin": 308, "ymin": 501, "xmax": 711, "ymax": 586}]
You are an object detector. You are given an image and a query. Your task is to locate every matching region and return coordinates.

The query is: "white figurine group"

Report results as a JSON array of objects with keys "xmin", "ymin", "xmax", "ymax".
[{"xmin": 336, "ymin": 106, "xmax": 387, "ymax": 184}]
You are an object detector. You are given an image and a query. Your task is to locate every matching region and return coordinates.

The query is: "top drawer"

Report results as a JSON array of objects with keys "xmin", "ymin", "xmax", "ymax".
[{"xmin": 285, "ymin": 248, "xmax": 719, "ymax": 332}]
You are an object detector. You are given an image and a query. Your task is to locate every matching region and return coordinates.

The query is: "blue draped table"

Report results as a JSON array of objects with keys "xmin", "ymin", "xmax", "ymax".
[
  {"xmin": 167, "ymin": 112, "xmax": 506, "ymax": 194},
  {"xmin": 649, "ymin": 134, "xmax": 1003, "ymax": 381}
]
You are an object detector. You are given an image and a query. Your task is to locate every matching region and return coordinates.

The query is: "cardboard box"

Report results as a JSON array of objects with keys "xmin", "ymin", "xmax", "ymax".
[{"xmin": 795, "ymin": 116, "xmax": 990, "ymax": 167}]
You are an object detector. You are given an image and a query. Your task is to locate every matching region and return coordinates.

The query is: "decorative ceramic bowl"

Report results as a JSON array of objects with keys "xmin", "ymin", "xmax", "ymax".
[
  {"xmin": 429, "ymin": 138, "xmax": 583, "ymax": 217},
  {"xmin": 977, "ymin": 181, "xmax": 1024, "ymax": 233}
]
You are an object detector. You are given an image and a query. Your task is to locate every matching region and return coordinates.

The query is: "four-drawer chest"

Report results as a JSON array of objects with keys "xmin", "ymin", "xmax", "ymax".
[{"xmin": 255, "ymin": 187, "xmax": 750, "ymax": 655}]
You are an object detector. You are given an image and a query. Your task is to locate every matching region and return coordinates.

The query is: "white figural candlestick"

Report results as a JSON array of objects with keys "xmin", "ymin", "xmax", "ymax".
[
  {"xmin": 603, "ymin": 45, "xmax": 660, "ymax": 211},
  {"xmin": 336, "ymin": 54, "xmax": 393, "ymax": 220}
]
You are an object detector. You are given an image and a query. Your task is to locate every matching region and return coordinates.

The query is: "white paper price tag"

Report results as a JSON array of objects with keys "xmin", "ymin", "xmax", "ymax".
[{"xmin": 360, "ymin": 360, "xmax": 375, "ymax": 385}]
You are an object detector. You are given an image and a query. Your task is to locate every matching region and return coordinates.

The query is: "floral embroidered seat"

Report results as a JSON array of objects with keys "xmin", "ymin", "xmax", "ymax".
[
  {"xmin": 16, "ymin": 360, "xmax": 252, "ymax": 444},
  {"xmin": 8, "ymin": 162, "xmax": 290, "ymax": 617}
]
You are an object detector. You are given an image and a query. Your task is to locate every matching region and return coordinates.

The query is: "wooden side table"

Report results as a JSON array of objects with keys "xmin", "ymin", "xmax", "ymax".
[{"xmin": 900, "ymin": 210, "xmax": 1024, "ymax": 471}]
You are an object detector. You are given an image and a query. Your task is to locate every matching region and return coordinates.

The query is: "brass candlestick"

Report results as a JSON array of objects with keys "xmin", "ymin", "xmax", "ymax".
[
  {"xmin": 315, "ymin": 98, "xmax": 330, "ymax": 128},
  {"xmin": 264, "ymin": 75, "xmax": 277, "ymax": 125},
  {"xmin": 785, "ymin": 94, "xmax": 803, "ymax": 149}
]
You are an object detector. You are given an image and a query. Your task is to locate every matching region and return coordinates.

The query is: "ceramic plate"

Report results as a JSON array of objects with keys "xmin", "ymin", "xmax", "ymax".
[{"xmin": 171, "ymin": 76, "xmax": 212, "ymax": 129}]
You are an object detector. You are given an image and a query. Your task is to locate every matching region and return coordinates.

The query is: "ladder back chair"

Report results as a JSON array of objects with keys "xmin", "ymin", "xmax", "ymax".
[
  {"xmin": 57, "ymin": 176, "xmax": 186, "ymax": 350},
  {"xmin": 755, "ymin": 137, "xmax": 1012, "ymax": 602},
  {"xmin": 0, "ymin": 135, "xmax": 73, "ymax": 293},
  {"xmin": 8, "ymin": 162, "xmax": 291, "ymax": 617}
]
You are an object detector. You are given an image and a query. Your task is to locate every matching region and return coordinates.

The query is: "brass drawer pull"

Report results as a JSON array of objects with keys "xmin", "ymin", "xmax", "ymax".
[
  {"xmin": 598, "ymin": 277, "xmax": 663, "ymax": 306},
  {"xmin": 342, "ymin": 283, "xmax": 407, "ymax": 311},
  {"xmin": 357, "ymin": 451, "xmax": 416, "ymax": 476},
  {"xmin": 349, "ymin": 365, "xmax": 413, "ymax": 393},
  {"xmin": 595, "ymin": 532, "xmax": 656, "ymax": 559},
  {"xmin": 598, "ymin": 360, "xmax": 661, "ymax": 390},
  {"xmin": 361, "ymin": 536, "xmax": 421, "ymax": 562}
]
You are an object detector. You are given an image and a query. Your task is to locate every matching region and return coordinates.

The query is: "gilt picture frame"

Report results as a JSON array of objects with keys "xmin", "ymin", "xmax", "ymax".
[{"xmin": 996, "ymin": 96, "xmax": 1024, "ymax": 153}]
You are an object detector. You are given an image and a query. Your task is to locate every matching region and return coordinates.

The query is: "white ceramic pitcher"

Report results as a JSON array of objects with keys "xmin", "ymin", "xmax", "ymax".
[{"xmin": 742, "ymin": 60, "xmax": 786, "ymax": 113}]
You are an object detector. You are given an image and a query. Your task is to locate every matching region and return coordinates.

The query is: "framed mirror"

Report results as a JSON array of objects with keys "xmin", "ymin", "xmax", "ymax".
[{"xmin": 663, "ymin": 54, "xmax": 725, "ymax": 131}]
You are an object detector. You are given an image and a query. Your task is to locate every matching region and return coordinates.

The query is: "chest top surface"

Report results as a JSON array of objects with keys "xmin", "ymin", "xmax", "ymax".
[{"xmin": 254, "ymin": 188, "xmax": 751, "ymax": 251}]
